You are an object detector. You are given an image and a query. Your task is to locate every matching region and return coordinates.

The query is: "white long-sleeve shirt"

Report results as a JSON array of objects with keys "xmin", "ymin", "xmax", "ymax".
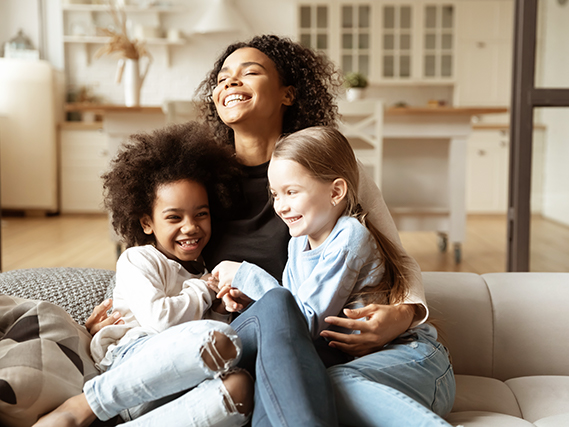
[{"xmin": 90, "ymin": 245, "xmax": 229, "ymax": 368}]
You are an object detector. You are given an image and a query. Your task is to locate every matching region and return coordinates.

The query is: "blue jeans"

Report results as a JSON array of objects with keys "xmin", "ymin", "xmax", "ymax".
[
  {"xmin": 231, "ymin": 287, "xmax": 338, "ymax": 427},
  {"xmin": 328, "ymin": 323, "xmax": 456, "ymax": 427},
  {"xmin": 83, "ymin": 320, "xmax": 249, "ymax": 426}
]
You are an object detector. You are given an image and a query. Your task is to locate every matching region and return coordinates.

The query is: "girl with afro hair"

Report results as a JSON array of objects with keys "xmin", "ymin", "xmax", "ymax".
[{"xmin": 34, "ymin": 122, "xmax": 253, "ymax": 427}]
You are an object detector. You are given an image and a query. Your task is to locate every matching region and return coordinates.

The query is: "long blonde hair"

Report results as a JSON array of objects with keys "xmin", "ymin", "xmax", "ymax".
[{"xmin": 273, "ymin": 126, "xmax": 409, "ymax": 305}]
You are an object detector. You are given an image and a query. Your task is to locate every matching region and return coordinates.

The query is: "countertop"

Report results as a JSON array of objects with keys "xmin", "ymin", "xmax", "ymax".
[{"xmin": 65, "ymin": 102, "xmax": 507, "ymax": 116}]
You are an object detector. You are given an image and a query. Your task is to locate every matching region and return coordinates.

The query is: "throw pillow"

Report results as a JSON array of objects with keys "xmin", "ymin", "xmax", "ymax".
[{"xmin": 0, "ymin": 295, "xmax": 99, "ymax": 427}]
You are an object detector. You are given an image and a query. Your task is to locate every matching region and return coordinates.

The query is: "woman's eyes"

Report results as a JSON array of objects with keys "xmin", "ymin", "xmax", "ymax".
[{"xmin": 196, "ymin": 211, "xmax": 209, "ymax": 218}]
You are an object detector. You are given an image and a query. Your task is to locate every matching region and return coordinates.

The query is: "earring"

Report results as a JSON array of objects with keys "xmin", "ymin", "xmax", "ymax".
[{"xmin": 332, "ymin": 200, "xmax": 337, "ymax": 207}]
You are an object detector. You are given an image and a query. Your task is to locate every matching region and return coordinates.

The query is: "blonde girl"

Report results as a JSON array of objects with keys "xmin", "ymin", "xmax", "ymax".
[{"xmin": 211, "ymin": 126, "xmax": 411, "ymax": 364}]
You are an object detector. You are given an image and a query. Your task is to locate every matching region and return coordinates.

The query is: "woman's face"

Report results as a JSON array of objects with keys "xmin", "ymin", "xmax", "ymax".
[{"xmin": 212, "ymin": 47, "xmax": 294, "ymax": 131}]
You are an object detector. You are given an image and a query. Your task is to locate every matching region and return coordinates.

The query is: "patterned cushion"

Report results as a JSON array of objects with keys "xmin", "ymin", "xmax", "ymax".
[
  {"xmin": 0, "ymin": 268, "xmax": 116, "ymax": 325},
  {"xmin": 0, "ymin": 295, "xmax": 99, "ymax": 427}
]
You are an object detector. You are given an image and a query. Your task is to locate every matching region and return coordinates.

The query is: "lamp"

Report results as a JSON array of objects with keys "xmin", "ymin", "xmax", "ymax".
[{"xmin": 194, "ymin": 0, "xmax": 251, "ymax": 35}]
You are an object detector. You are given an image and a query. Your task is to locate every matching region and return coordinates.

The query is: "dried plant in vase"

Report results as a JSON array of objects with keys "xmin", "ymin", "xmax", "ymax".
[{"xmin": 94, "ymin": 1, "xmax": 152, "ymax": 106}]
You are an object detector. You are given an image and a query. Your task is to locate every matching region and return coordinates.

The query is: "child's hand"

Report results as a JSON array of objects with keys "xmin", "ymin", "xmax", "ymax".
[
  {"xmin": 211, "ymin": 261, "xmax": 242, "ymax": 290},
  {"xmin": 218, "ymin": 287, "xmax": 253, "ymax": 312},
  {"xmin": 206, "ymin": 275, "xmax": 221, "ymax": 293}
]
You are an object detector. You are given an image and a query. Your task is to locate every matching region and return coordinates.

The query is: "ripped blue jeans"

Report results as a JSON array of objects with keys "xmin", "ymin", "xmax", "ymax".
[{"xmin": 83, "ymin": 320, "xmax": 249, "ymax": 427}]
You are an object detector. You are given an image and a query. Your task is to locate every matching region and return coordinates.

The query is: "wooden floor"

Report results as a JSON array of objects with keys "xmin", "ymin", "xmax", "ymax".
[{"xmin": 1, "ymin": 213, "xmax": 568, "ymax": 273}]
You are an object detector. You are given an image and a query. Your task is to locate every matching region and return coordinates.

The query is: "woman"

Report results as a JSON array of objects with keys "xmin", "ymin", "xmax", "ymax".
[{"xmin": 90, "ymin": 35, "xmax": 455, "ymax": 426}]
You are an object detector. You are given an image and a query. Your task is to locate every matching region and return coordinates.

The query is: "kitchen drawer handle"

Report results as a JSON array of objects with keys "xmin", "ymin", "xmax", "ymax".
[{"xmin": 478, "ymin": 149, "xmax": 486, "ymax": 156}]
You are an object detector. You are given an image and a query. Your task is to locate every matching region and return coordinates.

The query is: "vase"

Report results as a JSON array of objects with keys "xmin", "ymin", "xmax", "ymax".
[
  {"xmin": 346, "ymin": 87, "xmax": 365, "ymax": 102},
  {"xmin": 123, "ymin": 59, "xmax": 141, "ymax": 107}
]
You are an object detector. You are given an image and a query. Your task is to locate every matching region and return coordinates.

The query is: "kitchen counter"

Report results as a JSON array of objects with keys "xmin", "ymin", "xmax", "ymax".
[
  {"xmin": 65, "ymin": 103, "xmax": 164, "ymax": 114},
  {"xmin": 385, "ymin": 106, "xmax": 508, "ymax": 115}
]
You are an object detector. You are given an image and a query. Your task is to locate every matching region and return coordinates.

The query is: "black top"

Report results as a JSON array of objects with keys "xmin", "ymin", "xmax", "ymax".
[{"xmin": 203, "ymin": 162, "xmax": 290, "ymax": 282}]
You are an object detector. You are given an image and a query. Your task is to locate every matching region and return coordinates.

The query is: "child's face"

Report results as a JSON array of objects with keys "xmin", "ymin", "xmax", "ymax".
[
  {"xmin": 140, "ymin": 179, "xmax": 211, "ymax": 269},
  {"xmin": 268, "ymin": 158, "xmax": 342, "ymax": 249},
  {"xmin": 212, "ymin": 47, "xmax": 294, "ymax": 131}
]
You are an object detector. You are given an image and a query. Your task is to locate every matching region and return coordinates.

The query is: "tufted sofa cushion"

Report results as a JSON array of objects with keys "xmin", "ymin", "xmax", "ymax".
[{"xmin": 423, "ymin": 272, "xmax": 569, "ymax": 427}]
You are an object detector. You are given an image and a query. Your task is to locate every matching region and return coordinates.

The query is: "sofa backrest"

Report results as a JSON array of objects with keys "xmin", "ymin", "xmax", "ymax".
[{"xmin": 422, "ymin": 272, "xmax": 569, "ymax": 381}]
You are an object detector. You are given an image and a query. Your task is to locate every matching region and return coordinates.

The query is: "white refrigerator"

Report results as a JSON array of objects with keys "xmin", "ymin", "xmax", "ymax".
[{"xmin": 0, "ymin": 58, "xmax": 58, "ymax": 212}]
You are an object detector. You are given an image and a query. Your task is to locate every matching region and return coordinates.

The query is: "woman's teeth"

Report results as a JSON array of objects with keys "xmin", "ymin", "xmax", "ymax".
[{"xmin": 224, "ymin": 94, "xmax": 247, "ymax": 107}]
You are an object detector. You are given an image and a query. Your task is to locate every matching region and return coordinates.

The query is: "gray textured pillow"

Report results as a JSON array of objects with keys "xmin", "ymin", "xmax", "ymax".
[{"xmin": 0, "ymin": 268, "xmax": 116, "ymax": 325}]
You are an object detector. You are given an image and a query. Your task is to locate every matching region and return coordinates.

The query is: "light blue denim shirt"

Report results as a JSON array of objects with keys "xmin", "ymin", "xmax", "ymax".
[{"xmin": 233, "ymin": 216, "xmax": 384, "ymax": 339}]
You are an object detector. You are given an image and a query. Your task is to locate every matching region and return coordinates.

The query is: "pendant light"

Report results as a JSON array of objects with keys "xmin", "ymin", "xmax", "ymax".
[{"xmin": 194, "ymin": 0, "xmax": 251, "ymax": 35}]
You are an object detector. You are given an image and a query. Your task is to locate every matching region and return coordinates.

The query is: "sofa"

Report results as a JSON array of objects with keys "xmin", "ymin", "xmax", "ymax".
[{"xmin": 0, "ymin": 268, "xmax": 567, "ymax": 426}]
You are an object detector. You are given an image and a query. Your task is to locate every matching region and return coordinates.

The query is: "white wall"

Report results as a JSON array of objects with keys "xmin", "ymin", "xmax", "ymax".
[
  {"xmin": 537, "ymin": 0, "xmax": 569, "ymax": 227},
  {"xmin": 61, "ymin": 0, "xmax": 296, "ymax": 105}
]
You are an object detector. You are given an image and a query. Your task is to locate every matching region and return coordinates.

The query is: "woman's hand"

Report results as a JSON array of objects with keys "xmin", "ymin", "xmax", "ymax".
[
  {"xmin": 85, "ymin": 299, "xmax": 124, "ymax": 336},
  {"xmin": 320, "ymin": 303, "xmax": 416, "ymax": 357}
]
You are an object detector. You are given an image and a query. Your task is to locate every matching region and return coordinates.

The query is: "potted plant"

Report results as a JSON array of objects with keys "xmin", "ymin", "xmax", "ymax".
[{"xmin": 344, "ymin": 72, "xmax": 368, "ymax": 102}]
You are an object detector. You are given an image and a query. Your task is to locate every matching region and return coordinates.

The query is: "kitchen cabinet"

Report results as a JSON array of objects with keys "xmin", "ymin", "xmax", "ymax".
[
  {"xmin": 466, "ymin": 124, "xmax": 544, "ymax": 214},
  {"xmin": 298, "ymin": 1, "xmax": 456, "ymax": 83},
  {"xmin": 454, "ymin": 0, "xmax": 514, "ymax": 106},
  {"xmin": 60, "ymin": 124, "xmax": 108, "ymax": 213}
]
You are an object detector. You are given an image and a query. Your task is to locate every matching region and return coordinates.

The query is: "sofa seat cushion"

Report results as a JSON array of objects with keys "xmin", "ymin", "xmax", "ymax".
[
  {"xmin": 448, "ymin": 375, "xmax": 569, "ymax": 426},
  {"xmin": 505, "ymin": 376, "xmax": 569, "ymax": 424},
  {"xmin": 446, "ymin": 411, "xmax": 536, "ymax": 426},
  {"xmin": 452, "ymin": 375, "xmax": 522, "ymax": 417}
]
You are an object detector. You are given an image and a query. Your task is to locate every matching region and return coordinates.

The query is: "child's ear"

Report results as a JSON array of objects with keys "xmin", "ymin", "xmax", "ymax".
[
  {"xmin": 331, "ymin": 178, "xmax": 348, "ymax": 205},
  {"xmin": 140, "ymin": 215, "xmax": 154, "ymax": 235}
]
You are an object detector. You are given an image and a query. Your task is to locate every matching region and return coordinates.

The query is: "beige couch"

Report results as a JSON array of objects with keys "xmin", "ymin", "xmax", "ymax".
[{"xmin": 423, "ymin": 272, "xmax": 569, "ymax": 427}]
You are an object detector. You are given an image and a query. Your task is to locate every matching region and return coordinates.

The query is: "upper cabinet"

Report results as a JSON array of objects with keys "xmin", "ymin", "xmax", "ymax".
[
  {"xmin": 297, "ymin": 0, "xmax": 513, "ymax": 106},
  {"xmin": 454, "ymin": 0, "xmax": 514, "ymax": 106},
  {"xmin": 298, "ymin": 1, "xmax": 456, "ymax": 84}
]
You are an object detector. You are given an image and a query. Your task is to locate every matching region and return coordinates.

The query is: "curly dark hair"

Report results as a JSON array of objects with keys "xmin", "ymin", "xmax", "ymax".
[
  {"xmin": 195, "ymin": 34, "xmax": 343, "ymax": 146},
  {"xmin": 101, "ymin": 121, "xmax": 241, "ymax": 247}
]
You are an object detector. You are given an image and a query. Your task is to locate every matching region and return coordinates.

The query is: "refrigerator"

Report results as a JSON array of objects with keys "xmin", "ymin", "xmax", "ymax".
[{"xmin": 0, "ymin": 58, "xmax": 58, "ymax": 212}]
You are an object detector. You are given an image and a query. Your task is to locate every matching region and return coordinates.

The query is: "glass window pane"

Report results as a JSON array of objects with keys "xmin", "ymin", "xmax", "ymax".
[
  {"xmin": 442, "ymin": 34, "xmax": 452, "ymax": 50},
  {"xmin": 359, "ymin": 33, "xmax": 369, "ymax": 49},
  {"xmin": 400, "ymin": 55, "xmax": 411, "ymax": 77},
  {"xmin": 425, "ymin": 54, "xmax": 436, "ymax": 77},
  {"xmin": 300, "ymin": 33, "xmax": 311, "ymax": 48},
  {"xmin": 343, "ymin": 33, "xmax": 353, "ymax": 49},
  {"xmin": 400, "ymin": 34, "xmax": 411, "ymax": 50},
  {"xmin": 343, "ymin": 55, "xmax": 353, "ymax": 73},
  {"xmin": 442, "ymin": 6, "xmax": 453, "ymax": 28},
  {"xmin": 441, "ymin": 54, "xmax": 452, "ymax": 77},
  {"xmin": 401, "ymin": 6, "xmax": 411, "ymax": 29},
  {"xmin": 317, "ymin": 34, "xmax": 328, "ymax": 50},
  {"xmin": 300, "ymin": 6, "xmax": 311, "ymax": 29},
  {"xmin": 358, "ymin": 55, "xmax": 369, "ymax": 76},
  {"xmin": 384, "ymin": 6, "xmax": 395, "ymax": 29},
  {"xmin": 426, "ymin": 6, "xmax": 437, "ymax": 29},
  {"xmin": 383, "ymin": 55, "xmax": 394, "ymax": 77},
  {"xmin": 425, "ymin": 34, "xmax": 436, "ymax": 50},
  {"xmin": 359, "ymin": 5, "xmax": 370, "ymax": 28},
  {"xmin": 384, "ymin": 34, "xmax": 394, "ymax": 50},
  {"xmin": 343, "ymin": 6, "xmax": 353, "ymax": 28},
  {"xmin": 317, "ymin": 6, "xmax": 327, "ymax": 28}
]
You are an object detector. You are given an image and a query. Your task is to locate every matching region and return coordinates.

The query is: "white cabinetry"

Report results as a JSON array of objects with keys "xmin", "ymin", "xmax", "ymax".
[
  {"xmin": 454, "ymin": 0, "xmax": 514, "ymax": 106},
  {"xmin": 60, "ymin": 124, "xmax": 108, "ymax": 213},
  {"xmin": 466, "ymin": 125, "xmax": 544, "ymax": 214}
]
